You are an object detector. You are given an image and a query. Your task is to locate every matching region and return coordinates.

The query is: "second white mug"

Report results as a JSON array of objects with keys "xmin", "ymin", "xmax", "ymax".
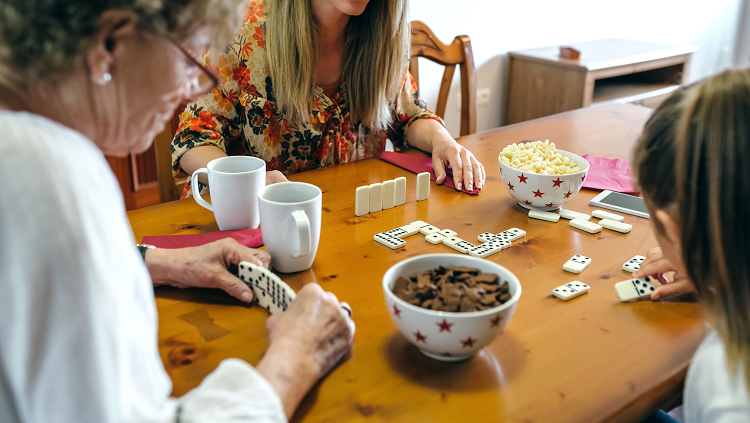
[{"xmin": 258, "ymin": 182, "xmax": 322, "ymax": 273}]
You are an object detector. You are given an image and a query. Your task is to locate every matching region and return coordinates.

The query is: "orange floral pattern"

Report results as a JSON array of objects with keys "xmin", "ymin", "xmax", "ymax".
[{"xmin": 171, "ymin": 0, "xmax": 442, "ymax": 194}]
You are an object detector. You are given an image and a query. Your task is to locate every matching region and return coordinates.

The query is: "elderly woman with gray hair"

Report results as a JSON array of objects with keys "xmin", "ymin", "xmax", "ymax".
[{"xmin": 0, "ymin": 1, "xmax": 354, "ymax": 422}]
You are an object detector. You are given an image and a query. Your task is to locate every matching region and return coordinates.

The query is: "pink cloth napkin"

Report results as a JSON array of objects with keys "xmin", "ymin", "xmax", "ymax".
[
  {"xmin": 379, "ymin": 151, "xmax": 480, "ymax": 195},
  {"xmin": 581, "ymin": 155, "xmax": 639, "ymax": 195},
  {"xmin": 142, "ymin": 228, "xmax": 264, "ymax": 249}
]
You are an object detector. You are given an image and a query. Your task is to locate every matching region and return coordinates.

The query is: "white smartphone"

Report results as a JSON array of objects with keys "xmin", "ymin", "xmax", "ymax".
[{"xmin": 589, "ymin": 190, "xmax": 650, "ymax": 218}]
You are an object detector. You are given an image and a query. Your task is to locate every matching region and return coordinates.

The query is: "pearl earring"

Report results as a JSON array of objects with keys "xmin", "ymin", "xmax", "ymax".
[{"xmin": 97, "ymin": 72, "xmax": 112, "ymax": 85}]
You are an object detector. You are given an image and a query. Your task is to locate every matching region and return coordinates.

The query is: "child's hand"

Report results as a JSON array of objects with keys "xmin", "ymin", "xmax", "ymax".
[{"xmin": 633, "ymin": 247, "xmax": 695, "ymax": 300}]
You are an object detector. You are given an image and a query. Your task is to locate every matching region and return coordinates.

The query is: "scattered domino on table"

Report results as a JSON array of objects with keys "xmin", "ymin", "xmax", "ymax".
[
  {"xmin": 477, "ymin": 232, "xmax": 496, "ymax": 243},
  {"xmin": 416, "ymin": 172, "xmax": 430, "ymax": 201},
  {"xmin": 592, "ymin": 210, "xmax": 624, "ymax": 222},
  {"xmin": 552, "ymin": 282, "xmax": 590, "ymax": 301},
  {"xmin": 419, "ymin": 225, "xmax": 440, "ymax": 235},
  {"xmin": 622, "ymin": 255, "xmax": 646, "ymax": 273},
  {"xmin": 382, "ymin": 180, "xmax": 396, "ymax": 210},
  {"xmin": 395, "ymin": 177, "xmax": 406, "ymax": 206},
  {"xmin": 559, "ymin": 209, "xmax": 590, "ymax": 221},
  {"xmin": 569, "ymin": 218, "xmax": 602, "ymax": 234},
  {"xmin": 563, "ymin": 255, "xmax": 592, "ymax": 274},
  {"xmin": 468, "ymin": 242, "xmax": 506, "ymax": 258},
  {"xmin": 425, "ymin": 233, "xmax": 446, "ymax": 244},
  {"xmin": 439, "ymin": 229, "xmax": 457, "ymax": 237},
  {"xmin": 529, "ymin": 209, "xmax": 560, "ymax": 222},
  {"xmin": 443, "ymin": 236, "xmax": 475, "ymax": 253},
  {"xmin": 369, "ymin": 183, "xmax": 382, "ymax": 213},
  {"xmin": 410, "ymin": 220, "xmax": 430, "ymax": 228},
  {"xmin": 615, "ymin": 277, "xmax": 656, "ymax": 302},
  {"xmin": 599, "ymin": 219, "xmax": 632, "ymax": 233},
  {"xmin": 502, "ymin": 228, "xmax": 526, "ymax": 241},
  {"xmin": 237, "ymin": 261, "xmax": 296, "ymax": 313},
  {"xmin": 355, "ymin": 186, "xmax": 369, "ymax": 217},
  {"xmin": 374, "ymin": 233, "xmax": 405, "ymax": 249},
  {"xmin": 384, "ymin": 225, "xmax": 420, "ymax": 239}
]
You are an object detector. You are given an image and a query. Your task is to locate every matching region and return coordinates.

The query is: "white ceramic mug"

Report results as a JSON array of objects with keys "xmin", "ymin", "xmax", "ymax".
[
  {"xmin": 191, "ymin": 156, "xmax": 266, "ymax": 230},
  {"xmin": 258, "ymin": 182, "xmax": 322, "ymax": 273}
]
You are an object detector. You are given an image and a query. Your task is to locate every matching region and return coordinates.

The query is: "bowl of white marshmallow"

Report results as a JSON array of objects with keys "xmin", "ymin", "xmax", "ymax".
[{"xmin": 498, "ymin": 140, "xmax": 589, "ymax": 211}]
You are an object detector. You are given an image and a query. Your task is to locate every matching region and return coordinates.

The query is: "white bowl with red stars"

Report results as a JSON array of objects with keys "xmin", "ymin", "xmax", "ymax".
[
  {"xmin": 383, "ymin": 254, "xmax": 521, "ymax": 362},
  {"xmin": 498, "ymin": 149, "xmax": 589, "ymax": 211}
]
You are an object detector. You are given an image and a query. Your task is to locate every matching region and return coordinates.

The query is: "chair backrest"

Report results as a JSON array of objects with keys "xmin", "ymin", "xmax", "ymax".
[{"xmin": 410, "ymin": 20, "xmax": 477, "ymax": 136}]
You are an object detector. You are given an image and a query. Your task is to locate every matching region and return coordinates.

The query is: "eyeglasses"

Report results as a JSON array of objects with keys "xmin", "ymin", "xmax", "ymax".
[{"xmin": 166, "ymin": 37, "xmax": 219, "ymax": 98}]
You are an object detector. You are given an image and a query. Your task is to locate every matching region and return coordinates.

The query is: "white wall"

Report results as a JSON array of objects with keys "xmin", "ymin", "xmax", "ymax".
[
  {"xmin": 735, "ymin": 0, "xmax": 750, "ymax": 66},
  {"xmin": 410, "ymin": 0, "xmax": 744, "ymax": 137}
]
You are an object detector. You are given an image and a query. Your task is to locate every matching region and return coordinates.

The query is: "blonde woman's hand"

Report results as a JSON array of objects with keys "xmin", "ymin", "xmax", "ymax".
[
  {"xmin": 431, "ymin": 135, "xmax": 486, "ymax": 192},
  {"xmin": 146, "ymin": 238, "xmax": 270, "ymax": 303},
  {"xmin": 405, "ymin": 118, "xmax": 486, "ymax": 192},
  {"xmin": 266, "ymin": 170, "xmax": 288, "ymax": 185},
  {"xmin": 257, "ymin": 283, "xmax": 355, "ymax": 419},
  {"xmin": 632, "ymin": 247, "xmax": 695, "ymax": 300}
]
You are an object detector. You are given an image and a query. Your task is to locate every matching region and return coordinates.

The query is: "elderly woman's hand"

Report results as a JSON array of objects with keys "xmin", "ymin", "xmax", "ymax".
[
  {"xmin": 146, "ymin": 238, "xmax": 270, "ymax": 302},
  {"xmin": 256, "ymin": 283, "xmax": 354, "ymax": 419}
]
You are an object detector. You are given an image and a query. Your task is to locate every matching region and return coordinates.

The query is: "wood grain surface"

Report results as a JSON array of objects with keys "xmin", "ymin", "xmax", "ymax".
[{"xmin": 128, "ymin": 104, "xmax": 705, "ymax": 423}]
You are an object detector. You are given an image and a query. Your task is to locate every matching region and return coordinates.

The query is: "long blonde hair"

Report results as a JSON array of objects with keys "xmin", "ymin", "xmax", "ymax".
[
  {"xmin": 634, "ymin": 68, "xmax": 750, "ymax": 390},
  {"xmin": 265, "ymin": 0, "xmax": 409, "ymax": 131}
]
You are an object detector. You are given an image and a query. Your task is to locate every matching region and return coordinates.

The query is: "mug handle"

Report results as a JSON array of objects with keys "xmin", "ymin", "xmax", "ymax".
[
  {"xmin": 291, "ymin": 209, "xmax": 311, "ymax": 257},
  {"xmin": 191, "ymin": 168, "xmax": 213, "ymax": 211}
]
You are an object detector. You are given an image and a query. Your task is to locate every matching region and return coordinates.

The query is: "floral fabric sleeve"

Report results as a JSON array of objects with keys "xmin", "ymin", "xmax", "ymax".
[
  {"xmin": 170, "ymin": 49, "xmax": 246, "ymax": 177},
  {"xmin": 169, "ymin": 0, "xmax": 271, "ymax": 178},
  {"xmin": 387, "ymin": 70, "xmax": 445, "ymax": 150}
]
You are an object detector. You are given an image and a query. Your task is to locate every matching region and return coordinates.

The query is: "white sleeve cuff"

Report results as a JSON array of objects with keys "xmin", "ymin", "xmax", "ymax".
[{"xmin": 177, "ymin": 358, "xmax": 286, "ymax": 423}]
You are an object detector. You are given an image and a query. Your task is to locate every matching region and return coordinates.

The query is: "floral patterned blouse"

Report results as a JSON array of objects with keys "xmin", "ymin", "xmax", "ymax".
[{"xmin": 171, "ymin": 0, "xmax": 442, "ymax": 194}]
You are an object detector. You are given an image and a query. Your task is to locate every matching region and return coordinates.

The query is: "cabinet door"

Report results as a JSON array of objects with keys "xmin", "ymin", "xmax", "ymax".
[{"xmin": 106, "ymin": 144, "xmax": 160, "ymax": 211}]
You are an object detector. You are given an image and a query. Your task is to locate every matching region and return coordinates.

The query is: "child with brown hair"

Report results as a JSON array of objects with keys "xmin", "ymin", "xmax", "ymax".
[{"xmin": 632, "ymin": 68, "xmax": 750, "ymax": 421}]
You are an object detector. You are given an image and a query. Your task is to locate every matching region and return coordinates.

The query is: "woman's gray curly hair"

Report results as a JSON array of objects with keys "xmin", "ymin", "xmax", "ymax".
[{"xmin": 0, "ymin": 0, "xmax": 246, "ymax": 88}]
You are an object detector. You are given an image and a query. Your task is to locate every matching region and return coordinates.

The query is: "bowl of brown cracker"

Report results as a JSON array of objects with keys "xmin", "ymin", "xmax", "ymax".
[{"xmin": 383, "ymin": 254, "xmax": 521, "ymax": 361}]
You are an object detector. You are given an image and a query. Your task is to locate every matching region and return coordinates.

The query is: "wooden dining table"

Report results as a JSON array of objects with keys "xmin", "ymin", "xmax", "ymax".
[{"xmin": 128, "ymin": 104, "xmax": 705, "ymax": 423}]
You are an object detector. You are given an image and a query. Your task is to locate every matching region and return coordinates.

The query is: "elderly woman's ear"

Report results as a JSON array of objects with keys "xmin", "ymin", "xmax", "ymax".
[{"xmin": 85, "ymin": 10, "xmax": 138, "ymax": 86}]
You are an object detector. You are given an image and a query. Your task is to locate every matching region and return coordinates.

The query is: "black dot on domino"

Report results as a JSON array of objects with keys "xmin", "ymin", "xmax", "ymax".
[
  {"xmin": 640, "ymin": 289, "xmax": 645, "ymax": 294},
  {"xmin": 240, "ymin": 264, "xmax": 245, "ymax": 270},
  {"xmin": 645, "ymin": 277, "xmax": 651, "ymax": 282},
  {"xmin": 650, "ymin": 287, "xmax": 655, "ymax": 291}
]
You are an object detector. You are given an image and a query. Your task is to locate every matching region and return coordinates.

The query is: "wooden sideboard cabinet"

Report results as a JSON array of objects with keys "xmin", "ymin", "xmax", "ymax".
[{"xmin": 503, "ymin": 38, "xmax": 697, "ymax": 125}]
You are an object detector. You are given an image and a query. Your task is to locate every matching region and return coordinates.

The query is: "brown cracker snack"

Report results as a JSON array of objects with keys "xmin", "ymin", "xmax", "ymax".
[{"xmin": 392, "ymin": 266, "xmax": 511, "ymax": 312}]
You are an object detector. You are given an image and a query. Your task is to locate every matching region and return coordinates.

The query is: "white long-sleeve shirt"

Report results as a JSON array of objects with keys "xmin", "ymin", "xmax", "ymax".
[
  {"xmin": 0, "ymin": 111, "xmax": 286, "ymax": 423},
  {"xmin": 685, "ymin": 331, "xmax": 750, "ymax": 423}
]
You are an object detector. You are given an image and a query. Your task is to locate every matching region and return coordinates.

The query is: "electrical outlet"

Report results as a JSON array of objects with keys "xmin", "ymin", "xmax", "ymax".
[
  {"xmin": 456, "ymin": 88, "xmax": 492, "ymax": 108},
  {"xmin": 477, "ymin": 87, "xmax": 491, "ymax": 107}
]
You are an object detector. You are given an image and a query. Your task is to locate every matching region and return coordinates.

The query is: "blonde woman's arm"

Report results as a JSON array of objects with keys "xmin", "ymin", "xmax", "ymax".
[{"xmin": 390, "ymin": 72, "xmax": 485, "ymax": 192}]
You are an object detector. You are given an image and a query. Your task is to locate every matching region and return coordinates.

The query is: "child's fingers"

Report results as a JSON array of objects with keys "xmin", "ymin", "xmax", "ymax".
[
  {"xmin": 633, "ymin": 256, "xmax": 676, "ymax": 279},
  {"xmin": 651, "ymin": 280, "xmax": 695, "ymax": 300}
]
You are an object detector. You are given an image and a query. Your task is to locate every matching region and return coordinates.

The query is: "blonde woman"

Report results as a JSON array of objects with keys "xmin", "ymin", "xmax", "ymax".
[
  {"xmin": 172, "ymin": 0, "xmax": 485, "ymax": 196},
  {"xmin": 632, "ymin": 68, "xmax": 750, "ymax": 421},
  {"xmin": 0, "ymin": 0, "xmax": 353, "ymax": 421}
]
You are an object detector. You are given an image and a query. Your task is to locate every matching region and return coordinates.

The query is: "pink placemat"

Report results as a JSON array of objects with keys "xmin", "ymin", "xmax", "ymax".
[
  {"xmin": 581, "ymin": 155, "xmax": 638, "ymax": 195},
  {"xmin": 379, "ymin": 151, "xmax": 480, "ymax": 195},
  {"xmin": 142, "ymin": 228, "xmax": 263, "ymax": 249}
]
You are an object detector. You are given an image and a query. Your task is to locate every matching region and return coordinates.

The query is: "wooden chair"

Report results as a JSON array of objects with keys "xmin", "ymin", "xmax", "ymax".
[
  {"xmin": 410, "ymin": 21, "xmax": 477, "ymax": 136},
  {"xmin": 152, "ymin": 110, "xmax": 184, "ymax": 203}
]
